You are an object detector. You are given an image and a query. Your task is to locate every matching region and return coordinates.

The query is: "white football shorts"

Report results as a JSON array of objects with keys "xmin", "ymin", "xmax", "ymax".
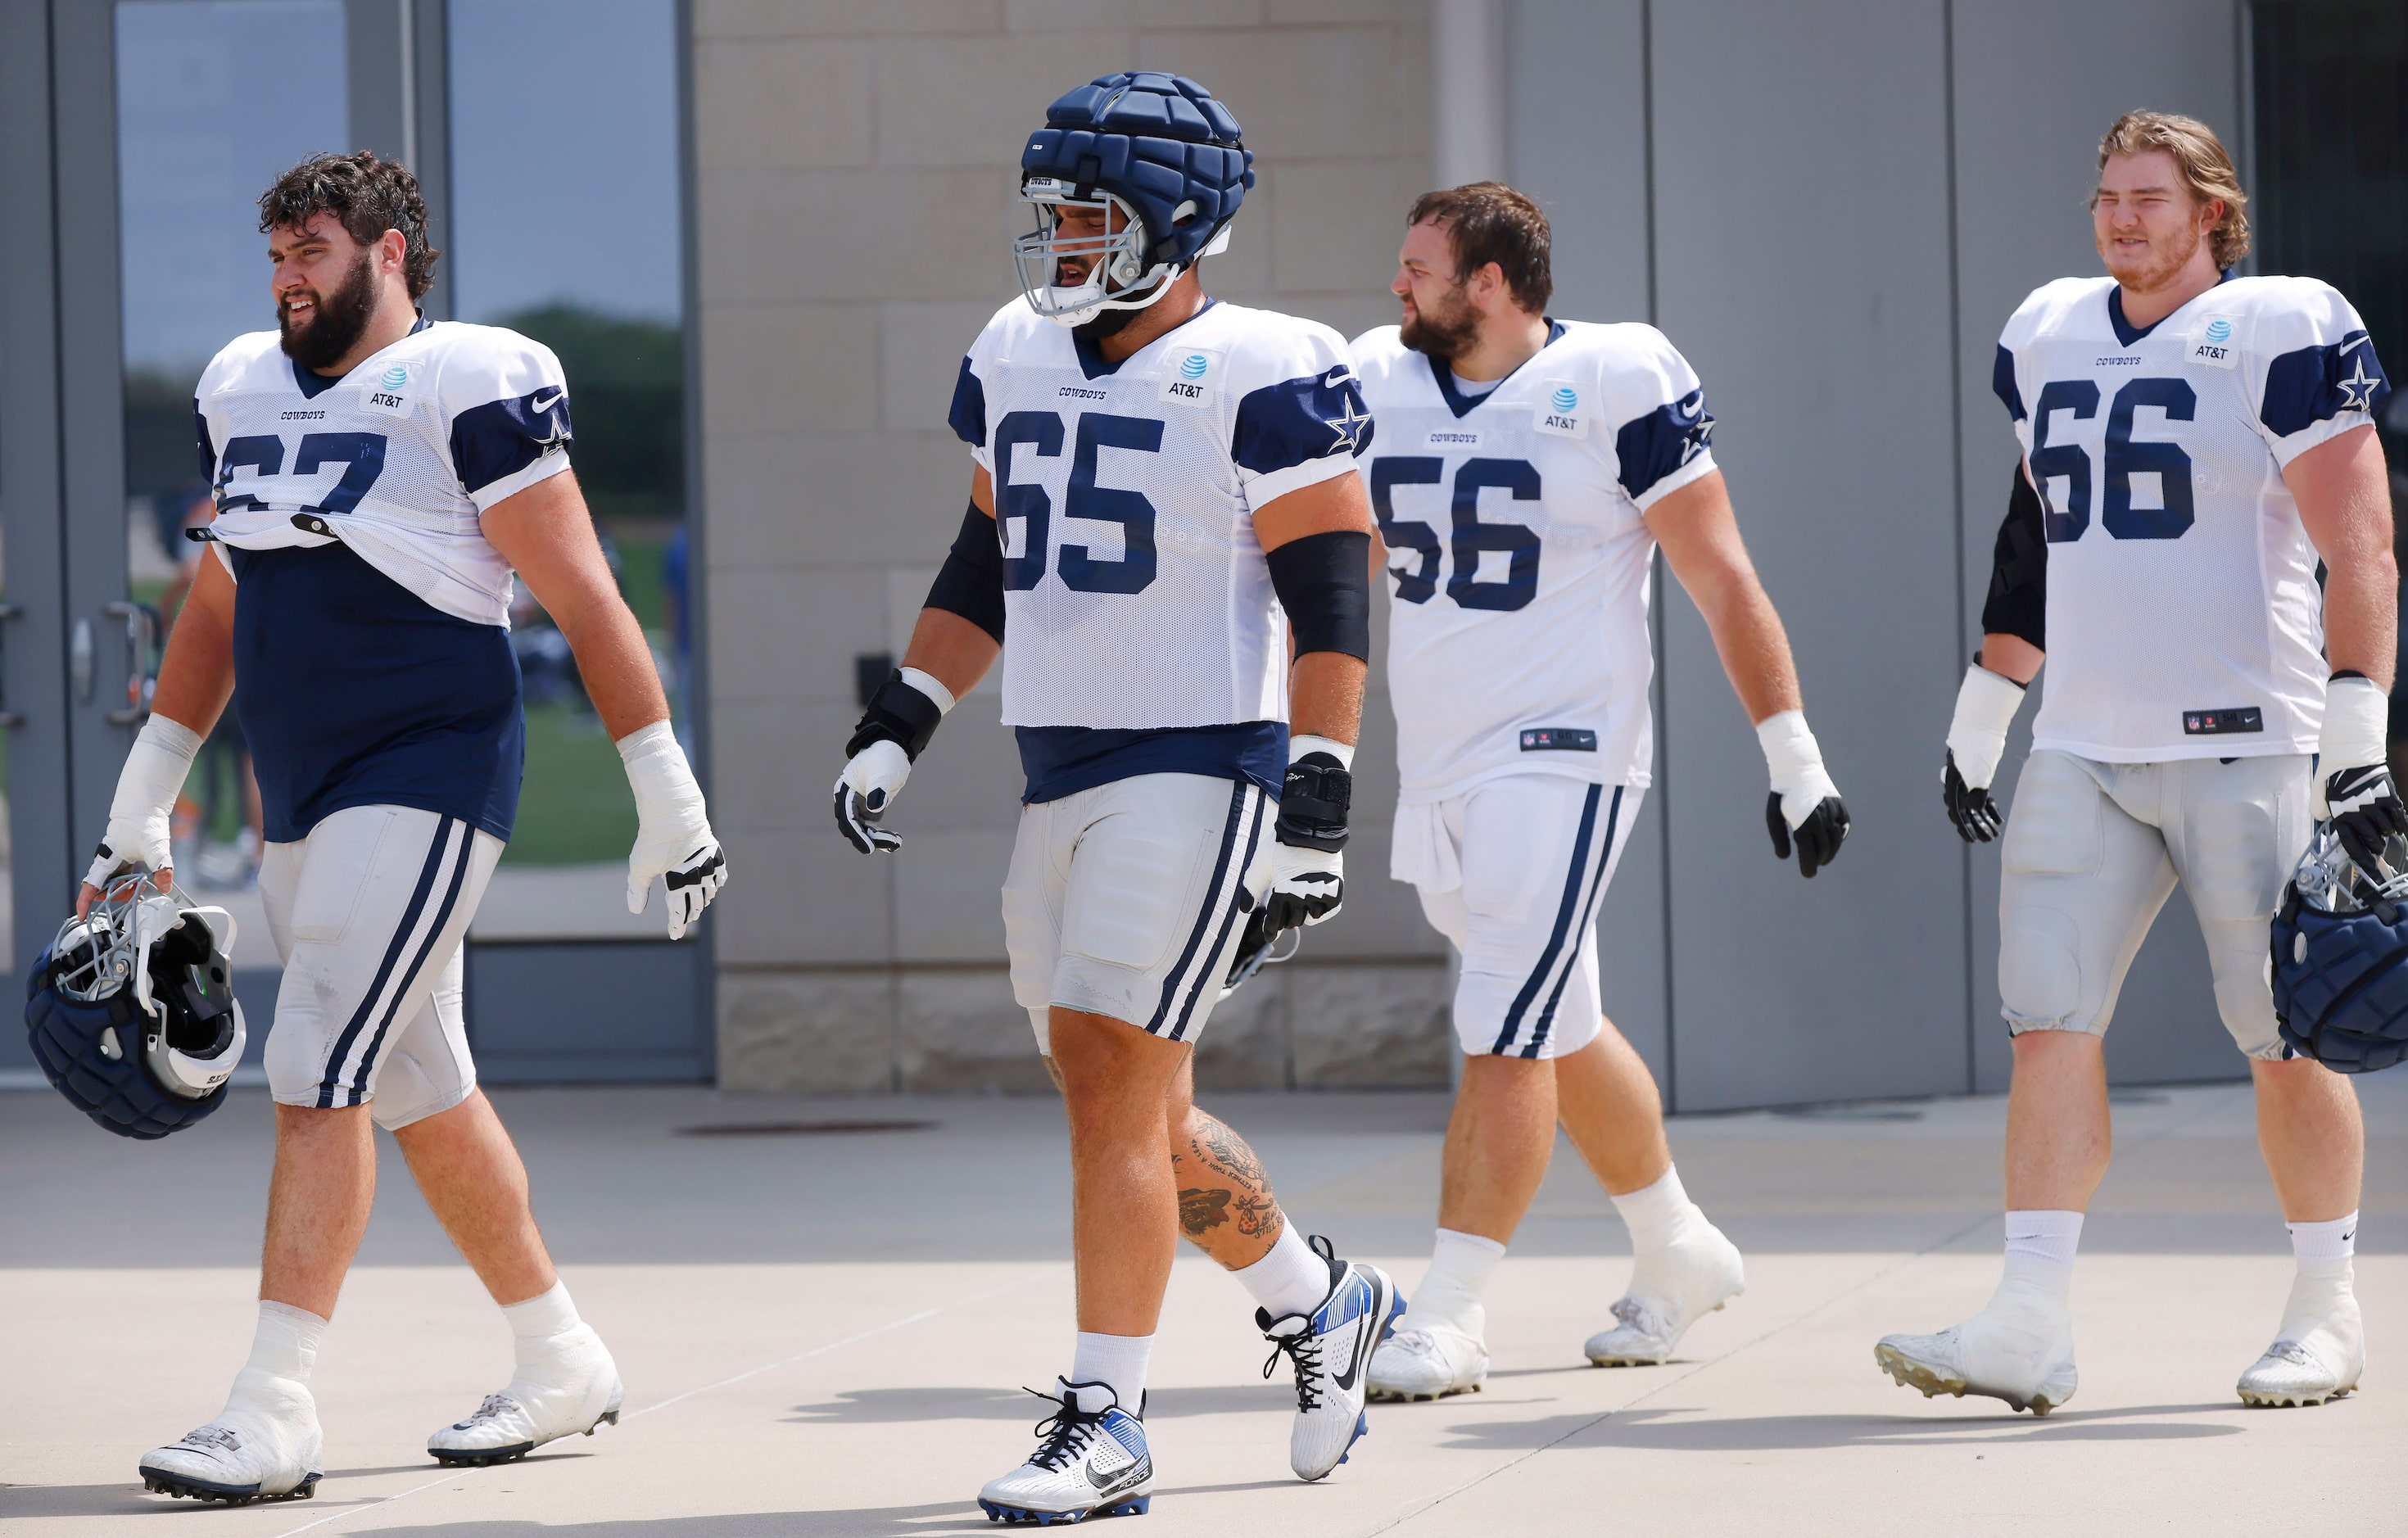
[
  {"xmin": 1004, "ymin": 771, "xmax": 1270, "ymax": 1052},
  {"xmin": 1395, "ymin": 775, "xmax": 1641, "ymax": 1059},
  {"xmin": 1997, "ymin": 749, "xmax": 2311, "ymax": 1061},
  {"xmin": 259, "ymin": 803, "xmax": 502, "ymax": 1126}
]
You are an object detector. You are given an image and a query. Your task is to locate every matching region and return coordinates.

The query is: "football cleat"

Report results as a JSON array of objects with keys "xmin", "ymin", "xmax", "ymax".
[
  {"xmin": 1257, "ymin": 1235, "xmax": 1401, "ymax": 1481},
  {"xmin": 427, "ymin": 1322, "xmax": 623, "ymax": 1467},
  {"xmin": 1366, "ymin": 1323, "xmax": 1487, "ymax": 1401},
  {"xmin": 977, "ymin": 1378, "xmax": 1152, "ymax": 1526},
  {"xmin": 139, "ymin": 1368, "xmax": 324, "ymax": 1504},
  {"xmin": 1585, "ymin": 1221, "xmax": 1746, "ymax": 1366},
  {"xmin": 1874, "ymin": 1275, "xmax": 2078, "ymax": 1416},
  {"xmin": 2237, "ymin": 1266, "xmax": 2364, "ymax": 1408}
]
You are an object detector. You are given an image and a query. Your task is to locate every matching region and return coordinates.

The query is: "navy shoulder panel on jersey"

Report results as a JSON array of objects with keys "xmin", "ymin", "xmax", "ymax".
[
  {"xmin": 1613, "ymin": 387, "xmax": 1713, "ymax": 501},
  {"xmin": 192, "ymin": 404, "xmax": 215, "ymax": 485},
  {"xmin": 948, "ymin": 356, "xmax": 987, "ymax": 447},
  {"xmin": 2261, "ymin": 331, "xmax": 2392, "ymax": 438},
  {"xmin": 1233, "ymin": 365, "xmax": 1374, "ymax": 477},
  {"xmin": 1992, "ymin": 345, "xmax": 2026, "ymax": 421},
  {"xmin": 450, "ymin": 387, "xmax": 573, "ymax": 495}
]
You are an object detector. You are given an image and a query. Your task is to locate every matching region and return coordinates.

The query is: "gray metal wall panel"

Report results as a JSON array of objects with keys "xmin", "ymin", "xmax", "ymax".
[
  {"xmin": 1503, "ymin": 0, "xmax": 1668, "ymax": 1084},
  {"xmin": 1653, "ymin": 0, "xmax": 1969, "ymax": 1110},
  {"xmin": 466, "ymin": 941, "xmax": 710, "ymax": 1083},
  {"xmin": 1951, "ymin": 0, "xmax": 2243, "ymax": 1092}
]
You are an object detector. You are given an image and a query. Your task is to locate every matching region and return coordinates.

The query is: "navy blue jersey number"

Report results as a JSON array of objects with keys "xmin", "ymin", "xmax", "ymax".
[
  {"xmin": 215, "ymin": 432, "xmax": 388, "ymax": 517},
  {"xmin": 1369, "ymin": 455, "xmax": 1542, "ymax": 612},
  {"xmin": 993, "ymin": 409, "xmax": 1161, "ymax": 595},
  {"xmin": 2030, "ymin": 377, "xmax": 2195, "ymax": 543}
]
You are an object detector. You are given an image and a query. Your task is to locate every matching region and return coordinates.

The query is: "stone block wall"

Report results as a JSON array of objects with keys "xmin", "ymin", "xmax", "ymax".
[{"xmin": 690, "ymin": 1, "xmax": 1451, "ymax": 1093}]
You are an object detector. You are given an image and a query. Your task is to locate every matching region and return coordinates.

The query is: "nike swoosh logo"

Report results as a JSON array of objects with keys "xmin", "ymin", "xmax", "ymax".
[
  {"xmin": 530, "ymin": 388, "xmax": 564, "ymax": 414},
  {"xmin": 1329, "ymin": 1282, "xmax": 1376, "ymax": 1392},
  {"xmin": 2340, "ymin": 335, "xmax": 2371, "ymax": 356}
]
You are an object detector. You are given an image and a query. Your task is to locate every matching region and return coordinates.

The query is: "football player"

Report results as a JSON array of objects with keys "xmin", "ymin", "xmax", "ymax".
[
  {"xmin": 832, "ymin": 72, "xmax": 1396, "ymax": 1523},
  {"xmin": 1877, "ymin": 111, "xmax": 2392, "ymax": 1414},
  {"xmin": 117, "ymin": 152, "xmax": 726, "ymax": 1504},
  {"xmin": 1350, "ymin": 184, "xmax": 1851, "ymax": 1401}
]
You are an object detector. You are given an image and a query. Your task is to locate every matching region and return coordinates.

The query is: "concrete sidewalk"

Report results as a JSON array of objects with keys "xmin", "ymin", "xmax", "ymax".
[{"xmin": 3, "ymin": 1075, "xmax": 2403, "ymax": 1535}]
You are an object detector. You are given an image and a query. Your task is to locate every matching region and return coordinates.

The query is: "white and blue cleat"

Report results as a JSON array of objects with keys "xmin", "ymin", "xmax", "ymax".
[
  {"xmin": 1257, "ymin": 1234, "xmax": 1403, "ymax": 1481},
  {"xmin": 978, "ymin": 1378, "xmax": 1152, "ymax": 1526}
]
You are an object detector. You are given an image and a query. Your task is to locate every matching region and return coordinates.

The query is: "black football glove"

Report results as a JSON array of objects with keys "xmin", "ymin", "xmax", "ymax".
[
  {"xmin": 1943, "ymin": 749, "xmax": 2005, "ymax": 844},
  {"xmin": 1767, "ymin": 792, "xmax": 1850, "ymax": 879},
  {"xmin": 2326, "ymin": 761, "xmax": 2408, "ymax": 876}
]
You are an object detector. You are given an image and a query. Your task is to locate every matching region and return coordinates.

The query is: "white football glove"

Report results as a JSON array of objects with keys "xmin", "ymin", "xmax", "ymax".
[
  {"xmin": 619, "ymin": 721, "xmax": 726, "ymax": 939},
  {"xmin": 2318, "ymin": 673, "xmax": 2408, "ymax": 875},
  {"xmin": 1757, "ymin": 710, "xmax": 1850, "ymax": 879},
  {"xmin": 1941, "ymin": 663, "xmax": 2029, "ymax": 844},
  {"xmin": 1258, "ymin": 735, "xmax": 1352, "ymax": 932},
  {"xmin": 82, "ymin": 716, "xmax": 202, "ymax": 898},
  {"xmin": 834, "ymin": 668, "xmax": 953, "ymax": 855}
]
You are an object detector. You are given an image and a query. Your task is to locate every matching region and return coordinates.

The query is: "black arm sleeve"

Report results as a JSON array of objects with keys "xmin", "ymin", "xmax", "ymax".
[
  {"xmin": 1265, "ymin": 529, "xmax": 1373, "ymax": 662},
  {"xmin": 924, "ymin": 501, "xmax": 1005, "ymax": 644},
  {"xmin": 1980, "ymin": 461, "xmax": 2047, "ymax": 650}
]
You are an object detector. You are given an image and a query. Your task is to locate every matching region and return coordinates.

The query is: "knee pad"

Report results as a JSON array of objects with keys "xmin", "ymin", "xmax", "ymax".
[
  {"xmin": 1998, "ymin": 907, "xmax": 2086, "ymax": 1029},
  {"xmin": 369, "ymin": 1045, "xmax": 475, "ymax": 1131}
]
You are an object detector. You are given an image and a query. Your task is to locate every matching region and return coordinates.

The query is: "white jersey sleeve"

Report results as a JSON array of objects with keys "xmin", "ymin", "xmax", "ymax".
[
  {"xmin": 1592, "ymin": 325, "xmax": 1717, "ymax": 510},
  {"xmin": 2242, "ymin": 278, "xmax": 2392, "ymax": 466},
  {"xmin": 1226, "ymin": 319, "xmax": 1374, "ymax": 509},
  {"xmin": 430, "ymin": 332, "xmax": 575, "ymax": 510}
]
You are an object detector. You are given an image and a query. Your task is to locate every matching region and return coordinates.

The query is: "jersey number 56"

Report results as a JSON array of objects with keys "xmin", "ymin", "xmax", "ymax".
[{"xmin": 1370, "ymin": 455, "xmax": 1541, "ymax": 612}]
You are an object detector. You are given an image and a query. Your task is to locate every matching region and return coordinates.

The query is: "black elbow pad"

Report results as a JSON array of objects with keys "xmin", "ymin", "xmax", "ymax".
[
  {"xmin": 1265, "ymin": 529, "xmax": 1372, "ymax": 661},
  {"xmin": 1980, "ymin": 462, "xmax": 2047, "ymax": 650},
  {"xmin": 925, "ymin": 501, "xmax": 1006, "ymax": 644}
]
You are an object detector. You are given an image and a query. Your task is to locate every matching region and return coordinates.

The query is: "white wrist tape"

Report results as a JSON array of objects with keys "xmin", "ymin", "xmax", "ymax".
[
  {"xmin": 2320, "ymin": 676, "xmax": 2389, "ymax": 771},
  {"xmin": 1945, "ymin": 665, "xmax": 2028, "ymax": 791},
  {"xmin": 899, "ymin": 666, "xmax": 957, "ymax": 716},
  {"xmin": 617, "ymin": 720, "xmax": 706, "ymax": 828},
  {"xmin": 115, "ymin": 716, "xmax": 203, "ymax": 826},
  {"xmin": 1756, "ymin": 709, "xmax": 1838, "ymax": 824},
  {"xmin": 1289, "ymin": 733, "xmax": 1356, "ymax": 771}
]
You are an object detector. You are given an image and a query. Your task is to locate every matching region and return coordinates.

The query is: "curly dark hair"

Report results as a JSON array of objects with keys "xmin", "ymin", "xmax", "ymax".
[
  {"xmin": 257, "ymin": 152, "xmax": 440, "ymax": 300},
  {"xmin": 1407, "ymin": 182, "xmax": 1552, "ymax": 314}
]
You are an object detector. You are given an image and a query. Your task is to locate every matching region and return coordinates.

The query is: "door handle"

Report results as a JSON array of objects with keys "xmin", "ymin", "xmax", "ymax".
[
  {"xmin": 0, "ymin": 603, "xmax": 21, "ymax": 728},
  {"xmin": 102, "ymin": 600, "xmax": 157, "ymax": 726}
]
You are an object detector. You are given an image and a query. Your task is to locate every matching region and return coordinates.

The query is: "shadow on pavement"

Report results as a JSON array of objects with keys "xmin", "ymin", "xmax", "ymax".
[
  {"xmin": 1427, "ymin": 1401, "xmax": 2248, "ymax": 1453},
  {"xmin": 785, "ymin": 1382, "xmax": 1289, "ymax": 1423},
  {"xmin": 9, "ymin": 1466, "xmax": 473, "ymax": 1519},
  {"xmin": 372, "ymin": 1482, "xmax": 1315, "ymax": 1537}
]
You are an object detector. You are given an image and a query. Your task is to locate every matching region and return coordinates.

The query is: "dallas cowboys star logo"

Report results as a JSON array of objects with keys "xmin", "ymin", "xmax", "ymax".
[
  {"xmin": 1325, "ymin": 393, "xmax": 1369, "ymax": 455},
  {"xmin": 2334, "ymin": 355, "xmax": 2384, "ymax": 414}
]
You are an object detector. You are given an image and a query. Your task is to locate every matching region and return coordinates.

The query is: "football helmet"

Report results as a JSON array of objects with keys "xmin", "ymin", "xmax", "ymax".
[
  {"xmin": 25, "ymin": 874, "xmax": 247, "ymax": 1138},
  {"xmin": 1012, "ymin": 71, "xmax": 1253, "ymax": 323},
  {"xmin": 2270, "ymin": 824, "xmax": 2408, "ymax": 1074}
]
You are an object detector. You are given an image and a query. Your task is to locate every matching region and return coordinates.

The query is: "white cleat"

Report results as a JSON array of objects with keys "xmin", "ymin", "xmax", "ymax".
[
  {"xmin": 1258, "ymin": 1234, "xmax": 1401, "ymax": 1481},
  {"xmin": 2238, "ymin": 1266, "xmax": 2364, "ymax": 1408},
  {"xmin": 1367, "ymin": 1324, "xmax": 1488, "ymax": 1401},
  {"xmin": 977, "ymin": 1378, "xmax": 1152, "ymax": 1525},
  {"xmin": 1875, "ymin": 1275, "xmax": 2078, "ymax": 1416},
  {"xmin": 1585, "ymin": 1221, "xmax": 1745, "ymax": 1366},
  {"xmin": 139, "ymin": 1368, "xmax": 324, "ymax": 1504},
  {"xmin": 428, "ymin": 1322, "xmax": 624, "ymax": 1467}
]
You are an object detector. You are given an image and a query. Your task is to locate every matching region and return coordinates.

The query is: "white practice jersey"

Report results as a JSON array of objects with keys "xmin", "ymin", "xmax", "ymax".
[
  {"xmin": 195, "ymin": 319, "xmax": 574, "ymax": 626},
  {"xmin": 949, "ymin": 297, "xmax": 1370, "ymax": 767},
  {"xmin": 1351, "ymin": 320, "xmax": 1717, "ymax": 800},
  {"xmin": 1998, "ymin": 274, "xmax": 2391, "ymax": 761}
]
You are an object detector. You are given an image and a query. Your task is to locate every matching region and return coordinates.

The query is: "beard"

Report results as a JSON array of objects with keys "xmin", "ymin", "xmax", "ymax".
[
  {"xmin": 2102, "ymin": 216, "xmax": 2202, "ymax": 293},
  {"xmin": 1399, "ymin": 285, "xmax": 1481, "ymax": 363},
  {"xmin": 278, "ymin": 249, "xmax": 379, "ymax": 371},
  {"xmin": 1072, "ymin": 304, "xmax": 1143, "ymax": 343}
]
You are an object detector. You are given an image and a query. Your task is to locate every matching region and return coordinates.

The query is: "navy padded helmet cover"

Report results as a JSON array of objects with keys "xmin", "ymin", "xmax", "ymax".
[
  {"xmin": 2271, "ymin": 898, "xmax": 2408, "ymax": 1074},
  {"xmin": 25, "ymin": 941, "xmax": 228, "ymax": 1138},
  {"xmin": 1022, "ymin": 71, "xmax": 1256, "ymax": 269}
]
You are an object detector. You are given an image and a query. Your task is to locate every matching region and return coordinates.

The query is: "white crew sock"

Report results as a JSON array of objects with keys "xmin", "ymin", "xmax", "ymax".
[
  {"xmin": 1397, "ymin": 1227, "xmax": 1506, "ymax": 1337},
  {"xmin": 1069, "ymin": 1331, "xmax": 1153, "ymax": 1412},
  {"xmin": 1610, "ymin": 1165, "xmax": 1705, "ymax": 1255},
  {"xmin": 2001, "ymin": 1210, "xmax": 2084, "ymax": 1297},
  {"xmin": 1231, "ymin": 1224, "xmax": 1331, "ymax": 1319},
  {"xmin": 2288, "ymin": 1212, "xmax": 2358, "ymax": 1264},
  {"xmin": 244, "ymin": 1301, "xmax": 328, "ymax": 1385}
]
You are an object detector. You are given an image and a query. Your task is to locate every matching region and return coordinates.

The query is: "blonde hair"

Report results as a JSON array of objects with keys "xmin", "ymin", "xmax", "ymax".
[{"xmin": 2093, "ymin": 111, "xmax": 2252, "ymax": 269}]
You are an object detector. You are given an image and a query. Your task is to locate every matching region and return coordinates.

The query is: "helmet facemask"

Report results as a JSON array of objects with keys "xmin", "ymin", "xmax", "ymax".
[
  {"xmin": 2292, "ymin": 824, "xmax": 2408, "ymax": 916},
  {"xmin": 1013, "ymin": 179, "xmax": 1229, "ymax": 327},
  {"xmin": 48, "ymin": 872, "xmax": 245, "ymax": 1101}
]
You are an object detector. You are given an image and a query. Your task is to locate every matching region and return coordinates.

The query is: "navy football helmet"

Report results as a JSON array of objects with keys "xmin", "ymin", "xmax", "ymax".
[
  {"xmin": 1013, "ymin": 71, "xmax": 1253, "ymax": 323},
  {"xmin": 2271, "ymin": 825, "xmax": 2408, "ymax": 1074},
  {"xmin": 26, "ymin": 875, "xmax": 246, "ymax": 1138}
]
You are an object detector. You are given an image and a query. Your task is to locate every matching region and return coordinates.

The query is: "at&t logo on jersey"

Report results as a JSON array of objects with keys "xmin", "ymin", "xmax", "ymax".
[
  {"xmin": 364, "ymin": 360, "xmax": 416, "ymax": 414},
  {"xmin": 1534, "ymin": 381, "xmax": 1587, "ymax": 439},
  {"xmin": 2188, "ymin": 315, "xmax": 2239, "ymax": 370},
  {"xmin": 1157, "ymin": 349, "xmax": 1222, "ymax": 407}
]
